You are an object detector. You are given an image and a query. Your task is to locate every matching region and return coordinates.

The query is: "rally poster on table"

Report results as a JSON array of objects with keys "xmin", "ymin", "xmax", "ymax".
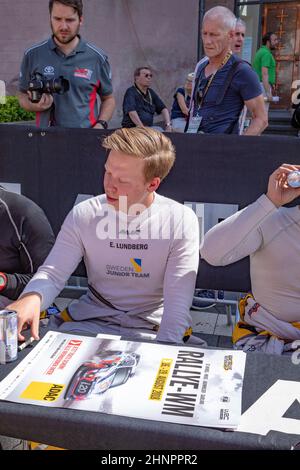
[{"xmin": 0, "ymin": 331, "xmax": 246, "ymax": 429}]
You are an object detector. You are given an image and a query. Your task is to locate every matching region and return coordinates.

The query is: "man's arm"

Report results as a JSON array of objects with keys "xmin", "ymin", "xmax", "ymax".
[
  {"xmin": 176, "ymin": 92, "xmax": 189, "ymax": 116},
  {"xmin": 18, "ymin": 51, "xmax": 54, "ymax": 113},
  {"xmin": 2, "ymin": 202, "xmax": 55, "ymax": 300},
  {"xmin": 17, "ymin": 91, "xmax": 53, "ymax": 113},
  {"xmin": 201, "ymin": 164, "xmax": 300, "ymax": 267},
  {"xmin": 156, "ymin": 208, "xmax": 199, "ymax": 344},
  {"xmin": 8, "ymin": 293, "xmax": 42, "ymax": 341},
  {"xmin": 200, "ymin": 196, "xmax": 273, "ymax": 267},
  {"xmin": 122, "ymin": 87, "xmax": 141, "ymax": 126},
  {"xmin": 161, "ymin": 108, "xmax": 172, "ymax": 131},
  {"xmin": 93, "ymin": 94, "xmax": 116, "ymax": 129},
  {"xmin": 128, "ymin": 110, "xmax": 144, "ymax": 127},
  {"xmin": 7, "ymin": 208, "xmax": 85, "ymax": 340},
  {"xmin": 244, "ymin": 94, "xmax": 268, "ymax": 135},
  {"xmin": 261, "ymin": 66, "xmax": 272, "ymax": 101},
  {"xmin": 93, "ymin": 55, "xmax": 115, "ymax": 129},
  {"xmin": 151, "ymin": 90, "xmax": 172, "ymax": 131}
]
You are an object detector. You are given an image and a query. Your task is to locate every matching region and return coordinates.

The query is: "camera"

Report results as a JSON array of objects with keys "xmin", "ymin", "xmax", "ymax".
[{"xmin": 28, "ymin": 73, "xmax": 69, "ymax": 103}]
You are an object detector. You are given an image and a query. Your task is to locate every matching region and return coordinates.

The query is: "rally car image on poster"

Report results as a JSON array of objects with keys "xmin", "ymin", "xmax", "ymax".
[{"xmin": 64, "ymin": 350, "xmax": 140, "ymax": 401}]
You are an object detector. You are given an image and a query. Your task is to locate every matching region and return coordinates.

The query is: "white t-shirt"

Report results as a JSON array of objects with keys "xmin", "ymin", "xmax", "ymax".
[
  {"xmin": 23, "ymin": 193, "xmax": 199, "ymax": 343},
  {"xmin": 201, "ymin": 194, "xmax": 300, "ymax": 322}
]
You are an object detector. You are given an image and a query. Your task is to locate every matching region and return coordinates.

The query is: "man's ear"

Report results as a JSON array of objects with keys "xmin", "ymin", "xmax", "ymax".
[
  {"xmin": 228, "ymin": 29, "xmax": 235, "ymax": 40},
  {"xmin": 147, "ymin": 177, "xmax": 161, "ymax": 193},
  {"xmin": 79, "ymin": 16, "xmax": 84, "ymax": 27}
]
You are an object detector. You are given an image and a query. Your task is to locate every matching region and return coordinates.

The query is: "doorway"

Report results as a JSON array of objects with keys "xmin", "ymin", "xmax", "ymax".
[{"xmin": 263, "ymin": 2, "xmax": 300, "ymax": 108}]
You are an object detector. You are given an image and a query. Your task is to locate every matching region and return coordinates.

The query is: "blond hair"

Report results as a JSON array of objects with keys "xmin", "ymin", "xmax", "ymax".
[{"xmin": 102, "ymin": 127, "xmax": 176, "ymax": 182}]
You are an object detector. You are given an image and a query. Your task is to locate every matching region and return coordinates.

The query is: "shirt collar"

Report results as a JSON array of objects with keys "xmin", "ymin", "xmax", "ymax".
[{"xmin": 48, "ymin": 35, "xmax": 86, "ymax": 55}]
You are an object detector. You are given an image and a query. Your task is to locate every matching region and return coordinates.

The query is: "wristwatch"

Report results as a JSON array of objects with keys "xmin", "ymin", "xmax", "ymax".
[
  {"xmin": 0, "ymin": 272, "xmax": 7, "ymax": 292},
  {"xmin": 95, "ymin": 119, "xmax": 108, "ymax": 129}
]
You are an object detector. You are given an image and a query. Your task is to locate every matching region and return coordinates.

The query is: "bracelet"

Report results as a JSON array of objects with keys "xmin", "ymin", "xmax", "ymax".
[
  {"xmin": 0, "ymin": 272, "xmax": 7, "ymax": 292},
  {"xmin": 94, "ymin": 119, "xmax": 108, "ymax": 129},
  {"xmin": 166, "ymin": 122, "xmax": 171, "ymax": 127}
]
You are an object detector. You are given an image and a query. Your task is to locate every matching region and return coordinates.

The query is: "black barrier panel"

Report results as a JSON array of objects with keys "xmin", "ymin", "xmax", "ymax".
[
  {"xmin": 160, "ymin": 131, "xmax": 300, "ymax": 207},
  {"xmin": 1, "ymin": 125, "xmax": 300, "ymax": 293}
]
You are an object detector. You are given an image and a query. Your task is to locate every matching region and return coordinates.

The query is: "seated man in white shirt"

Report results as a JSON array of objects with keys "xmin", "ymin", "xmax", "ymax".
[
  {"xmin": 8, "ymin": 127, "xmax": 201, "ymax": 345},
  {"xmin": 201, "ymin": 164, "xmax": 300, "ymax": 354}
]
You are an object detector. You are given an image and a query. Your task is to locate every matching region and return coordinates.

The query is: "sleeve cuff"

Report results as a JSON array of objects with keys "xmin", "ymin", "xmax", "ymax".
[{"xmin": 257, "ymin": 194, "xmax": 278, "ymax": 212}]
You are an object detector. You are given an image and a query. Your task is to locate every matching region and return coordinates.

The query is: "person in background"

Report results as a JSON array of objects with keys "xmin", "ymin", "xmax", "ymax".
[
  {"xmin": 201, "ymin": 164, "xmax": 300, "ymax": 354},
  {"xmin": 187, "ymin": 6, "xmax": 267, "ymax": 135},
  {"xmin": 232, "ymin": 18, "xmax": 246, "ymax": 55},
  {"xmin": 253, "ymin": 32, "xmax": 279, "ymax": 113},
  {"xmin": 18, "ymin": 0, "xmax": 115, "ymax": 129},
  {"xmin": 122, "ymin": 67, "xmax": 172, "ymax": 132},
  {"xmin": 171, "ymin": 72, "xmax": 194, "ymax": 132},
  {"xmin": 0, "ymin": 187, "xmax": 55, "ymax": 308}
]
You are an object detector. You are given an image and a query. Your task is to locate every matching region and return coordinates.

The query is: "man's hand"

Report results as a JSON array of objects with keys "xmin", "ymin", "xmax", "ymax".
[
  {"xmin": 27, "ymin": 92, "xmax": 53, "ymax": 111},
  {"xmin": 266, "ymin": 164, "xmax": 300, "ymax": 208},
  {"xmin": 266, "ymin": 93, "xmax": 273, "ymax": 102},
  {"xmin": 7, "ymin": 294, "xmax": 42, "ymax": 342},
  {"xmin": 93, "ymin": 122, "xmax": 105, "ymax": 130},
  {"xmin": 165, "ymin": 123, "xmax": 173, "ymax": 132}
]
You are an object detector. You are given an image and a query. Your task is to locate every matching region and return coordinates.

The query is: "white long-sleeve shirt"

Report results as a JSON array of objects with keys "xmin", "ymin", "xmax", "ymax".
[
  {"xmin": 201, "ymin": 194, "xmax": 300, "ymax": 322},
  {"xmin": 22, "ymin": 193, "xmax": 199, "ymax": 343}
]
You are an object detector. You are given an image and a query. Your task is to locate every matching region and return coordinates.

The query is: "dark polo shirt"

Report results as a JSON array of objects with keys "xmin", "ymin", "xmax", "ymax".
[
  {"xmin": 122, "ymin": 85, "xmax": 166, "ymax": 128},
  {"xmin": 19, "ymin": 36, "xmax": 113, "ymax": 128}
]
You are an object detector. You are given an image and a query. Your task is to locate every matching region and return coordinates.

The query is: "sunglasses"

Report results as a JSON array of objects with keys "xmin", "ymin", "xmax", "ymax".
[{"xmin": 144, "ymin": 73, "xmax": 153, "ymax": 78}]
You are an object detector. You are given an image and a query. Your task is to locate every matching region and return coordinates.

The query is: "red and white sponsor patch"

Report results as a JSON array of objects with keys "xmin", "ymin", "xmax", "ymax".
[{"xmin": 74, "ymin": 68, "xmax": 93, "ymax": 80}]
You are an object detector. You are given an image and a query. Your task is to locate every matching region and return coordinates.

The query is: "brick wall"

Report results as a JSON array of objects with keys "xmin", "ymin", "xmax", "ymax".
[{"xmin": 0, "ymin": 0, "xmax": 235, "ymax": 119}]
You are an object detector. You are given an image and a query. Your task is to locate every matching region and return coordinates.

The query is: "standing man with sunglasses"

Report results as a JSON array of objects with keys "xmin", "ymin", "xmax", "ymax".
[
  {"xmin": 122, "ymin": 67, "xmax": 172, "ymax": 132},
  {"xmin": 187, "ymin": 7, "xmax": 267, "ymax": 135}
]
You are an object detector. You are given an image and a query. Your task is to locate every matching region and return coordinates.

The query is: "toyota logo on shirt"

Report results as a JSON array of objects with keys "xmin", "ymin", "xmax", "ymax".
[{"xmin": 44, "ymin": 66, "xmax": 55, "ymax": 75}]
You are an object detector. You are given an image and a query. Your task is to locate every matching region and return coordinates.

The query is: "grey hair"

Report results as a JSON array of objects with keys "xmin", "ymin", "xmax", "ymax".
[
  {"xmin": 235, "ymin": 18, "xmax": 246, "ymax": 29},
  {"xmin": 203, "ymin": 6, "xmax": 236, "ymax": 31}
]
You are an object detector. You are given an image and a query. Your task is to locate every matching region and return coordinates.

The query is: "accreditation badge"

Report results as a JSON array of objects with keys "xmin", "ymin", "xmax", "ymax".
[{"xmin": 186, "ymin": 115, "xmax": 202, "ymax": 134}]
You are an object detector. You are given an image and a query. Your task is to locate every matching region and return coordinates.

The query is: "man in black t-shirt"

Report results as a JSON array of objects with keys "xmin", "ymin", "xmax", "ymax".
[
  {"xmin": 0, "ymin": 188, "xmax": 55, "ymax": 307},
  {"xmin": 122, "ymin": 67, "xmax": 172, "ymax": 131}
]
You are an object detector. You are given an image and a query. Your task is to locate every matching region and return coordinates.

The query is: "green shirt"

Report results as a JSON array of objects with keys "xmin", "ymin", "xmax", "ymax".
[{"xmin": 252, "ymin": 46, "xmax": 276, "ymax": 85}]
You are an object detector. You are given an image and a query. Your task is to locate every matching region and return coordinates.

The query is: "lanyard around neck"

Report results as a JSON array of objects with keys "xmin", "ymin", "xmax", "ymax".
[
  {"xmin": 135, "ymin": 85, "xmax": 153, "ymax": 105},
  {"xmin": 197, "ymin": 51, "xmax": 232, "ymax": 109}
]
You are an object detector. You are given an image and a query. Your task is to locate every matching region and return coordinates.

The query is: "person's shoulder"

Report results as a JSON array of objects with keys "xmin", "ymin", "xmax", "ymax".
[
  {"xmin": 176, "ymin": 87, "xmax": 185, "ymax": 94},
  {"xmin": 84, "ymin": 41, "xmax": 109, "ymax": 62},
  {"xmin": 149, "ymin": 88, "xmax": 162, "ymax": 99},
  {"xmin": 234, "ymin": 59, "xmax": 259, "ymax": 78},
  {"xmin": 73, "ymin": 194, "xmax": 112, "ymax": 220},
  {"xmin": 195, "ymin": 56, "xmax": 209, "ymax": 68},
  {"xmin": 254, "ymin": 46, "xmax": 263, "ymax": 55},
  {"xmin": 0, "ymin": 189, "xmax": 47, "ymax": 219},
  {"xmin": 194, "ymin": 56, "xmax": 209, "ymax": 74},
  {"xmin": 235, "ymin": 59, "xmax": 253, "ymax": 72},
  {"xmin": 125, "ymin": 85, "xmax": 136, "ymax": 94},
  {"xmin": 0, "ymin": 188, "xmax": 33, "ymax": 207},
  {"xmin": 24, "ymin": 38, "xmax": 50, "ymax": 56},
  {"xmin": 73, "ymin": 194, "xmax": 104, "ymax": 213},
  {"xmin": 154, "ymin": 194, "xmax": 197, "ymax": 220}
]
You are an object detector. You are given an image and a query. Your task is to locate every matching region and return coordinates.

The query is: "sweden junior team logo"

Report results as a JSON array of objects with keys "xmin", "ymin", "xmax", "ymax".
[{"xmin": 130, "ymin": 258, "xmax": 142, "ymax": 273}]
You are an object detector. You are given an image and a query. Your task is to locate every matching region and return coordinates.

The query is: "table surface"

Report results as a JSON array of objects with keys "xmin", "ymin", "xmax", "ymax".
[{"xmin": 0, "ymin": 331, "xmax": 299, "ymax": 450}]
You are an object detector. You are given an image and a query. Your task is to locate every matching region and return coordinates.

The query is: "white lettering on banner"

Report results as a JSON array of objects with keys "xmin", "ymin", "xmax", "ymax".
[
  {"xmin": 237, "ymin": 380, "xmax": 300, "ymax": 436},
  {"xmin": 292, "ymin": 340, "xmax": 300, "ymax": 365},
  {"xmin": 291, "ymin": 80, "xmax": 300, "ymax": 106},
  {"xmin": 0, "ymin": 80, "xmax": 6, "ymax": 104},
  {"xmin": 185, "ymin": 202, "xmax": 239, "ymax": 246},
  {"xmin": 0, "ymin": 183, "xmax": 21, "ymax": 194}
]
